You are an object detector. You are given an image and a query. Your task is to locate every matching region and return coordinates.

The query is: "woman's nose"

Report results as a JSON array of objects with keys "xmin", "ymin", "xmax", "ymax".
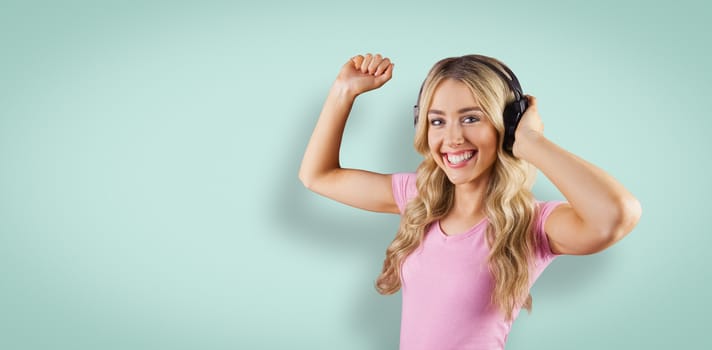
[{"xmin": 446, "ymin": 125, "xmax": 464, "ymax": 147}]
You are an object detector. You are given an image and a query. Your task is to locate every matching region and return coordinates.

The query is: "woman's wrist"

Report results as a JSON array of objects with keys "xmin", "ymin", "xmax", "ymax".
[
  {"xmin": 512, "ymin": 130, "xmax": 545, "ymax": 160},
  {"xmin": 330, "ymin": 81, "xmax": 359, "ymax": 101}
]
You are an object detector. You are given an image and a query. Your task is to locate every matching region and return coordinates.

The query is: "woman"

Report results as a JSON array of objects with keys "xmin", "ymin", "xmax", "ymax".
[{"xmin": 298, "ymin": 53, "xmax": 641, "ymax": 349}]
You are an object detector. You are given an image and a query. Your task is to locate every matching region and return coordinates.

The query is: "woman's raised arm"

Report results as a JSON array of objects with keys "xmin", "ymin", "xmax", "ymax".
[
  {"xmin": 513, "ymin": 96, "xmax": 642, "ymax": 255},
  {"xmin": 298, "ymin": 54, "xmax": 399, "ymax": 214}
]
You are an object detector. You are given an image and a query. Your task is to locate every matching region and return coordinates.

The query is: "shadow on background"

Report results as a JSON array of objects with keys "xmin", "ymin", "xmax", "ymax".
[{"xmin": 269, "ymin": 93, "xmax": 411, "ymax": 348}]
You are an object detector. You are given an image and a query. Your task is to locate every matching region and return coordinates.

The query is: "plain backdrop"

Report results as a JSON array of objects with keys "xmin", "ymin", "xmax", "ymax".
[{"xmin": 1, "ymin": 0, "xmax": 711, "ymax": 349}]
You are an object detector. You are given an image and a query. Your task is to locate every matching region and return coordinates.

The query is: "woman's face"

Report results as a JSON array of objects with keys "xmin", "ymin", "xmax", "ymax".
[{"xmin": 426, "ymin": 79, "xmax": 499, "ymax": 186}]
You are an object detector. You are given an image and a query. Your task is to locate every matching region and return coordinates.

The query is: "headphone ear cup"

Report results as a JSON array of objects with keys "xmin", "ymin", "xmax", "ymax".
[{"xmin": 502, "ymin": 98, "xmax": 529, "ymax": 153}]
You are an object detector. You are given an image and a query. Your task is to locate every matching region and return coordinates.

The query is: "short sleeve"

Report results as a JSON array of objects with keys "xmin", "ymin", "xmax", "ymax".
[
  {"xmin": 535, "ymin": 200, "xmax": 567, "ymax": 262},
  {"xmin": 391, "ymin": 172, "xmax": 418, "ymax": 215}
]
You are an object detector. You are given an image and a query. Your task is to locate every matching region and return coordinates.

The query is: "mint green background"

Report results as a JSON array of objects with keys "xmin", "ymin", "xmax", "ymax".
[{"xmin": 1, "ymin": 0, "xmax": 709, "ymax": 349}]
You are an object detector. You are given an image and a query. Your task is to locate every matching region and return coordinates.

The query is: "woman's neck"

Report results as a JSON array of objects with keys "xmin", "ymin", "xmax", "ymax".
[
  {"xmin": 451, "ymin": 177, "xmax": 489, "ymax": 217},
  {"xmin": 439, "ymin": 178, "xmax": 489, "ymax": 236}
]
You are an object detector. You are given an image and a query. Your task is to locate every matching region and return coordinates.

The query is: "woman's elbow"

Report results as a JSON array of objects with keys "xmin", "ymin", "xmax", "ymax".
[
  {"xmin": 298, "ymin": 169, "xmax": 316, "ymax": 190},
  {"xmin": 604, "ymin": 195, "xmax": 642, "ymax": 243},
  {"xmin": 299, "ymin": 167, "xmax": 331, "ymax": 193}
]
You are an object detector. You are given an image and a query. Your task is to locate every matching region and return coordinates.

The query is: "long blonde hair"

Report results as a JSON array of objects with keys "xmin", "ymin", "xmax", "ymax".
[{"xmin": 376, "ymin": 55, "xmax": 544, "ymax": 321}]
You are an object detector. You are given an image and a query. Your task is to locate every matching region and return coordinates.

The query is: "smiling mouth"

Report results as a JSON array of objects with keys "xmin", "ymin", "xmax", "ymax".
[{"xmin": 443, "ymin": 150, "xmax": 477, "ymax": 166}]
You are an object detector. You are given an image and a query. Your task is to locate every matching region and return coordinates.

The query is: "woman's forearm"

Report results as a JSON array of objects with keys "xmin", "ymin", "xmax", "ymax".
[{"xmin": 298, "ymin": 84, "xmax": 357, "ymax": 189}]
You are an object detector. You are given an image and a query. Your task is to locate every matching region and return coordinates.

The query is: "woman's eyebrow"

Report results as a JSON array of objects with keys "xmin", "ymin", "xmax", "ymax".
[{"xmin": 427, "ymin": 107, "xmax": 484, "ymax": 115}]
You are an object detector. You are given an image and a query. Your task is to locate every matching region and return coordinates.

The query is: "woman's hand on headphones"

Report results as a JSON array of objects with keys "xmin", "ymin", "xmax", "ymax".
[
  {"xmin": 333, "ymin": 53, "xmax": 394, "ymax": 97},
  {"xmin": 512, "ymin": 95, "xmax": 544, "ymax": 158}
]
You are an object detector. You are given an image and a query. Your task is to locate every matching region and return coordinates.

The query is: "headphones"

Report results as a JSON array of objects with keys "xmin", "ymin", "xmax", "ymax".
[{"xmin": 413, "ymin": 56, "xmax": 528, "ymax": 154}]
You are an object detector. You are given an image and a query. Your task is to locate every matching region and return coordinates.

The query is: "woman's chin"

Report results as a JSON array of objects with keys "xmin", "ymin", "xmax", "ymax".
[{"xmin": 444, "ymin": 172, "xmax": 471, "ymax": 186}]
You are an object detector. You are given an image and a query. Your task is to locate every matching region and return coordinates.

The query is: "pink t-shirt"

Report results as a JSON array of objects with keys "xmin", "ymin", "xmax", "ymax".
[{"xmin": 392, "ymin": 172, "xmax": 564, "ymax": 350}]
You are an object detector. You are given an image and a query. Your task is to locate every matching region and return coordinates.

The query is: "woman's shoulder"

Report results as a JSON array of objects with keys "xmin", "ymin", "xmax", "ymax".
[
  {"xmin": 392, "ymin": 172, "xmax": 417, "ymax": 184},
  {"xmin": 391, "ymin": 172, "xmax": 418, "ymax": 214},
  {"xmin": 535, "ymin": 200, "xmax": 566, "ymax": 215},
  {"xmin": 532, "ymin": 199, "xmax": 567, "ymax": 259},
  {"xmin": 534, "ymin": 200, "xmax": 567, "ymax": 231}
]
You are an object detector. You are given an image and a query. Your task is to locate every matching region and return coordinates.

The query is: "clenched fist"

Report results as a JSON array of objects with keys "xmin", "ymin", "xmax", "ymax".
[{"xmin": 334, "ymin": 53, "xmax": 394, "ymax": 97}]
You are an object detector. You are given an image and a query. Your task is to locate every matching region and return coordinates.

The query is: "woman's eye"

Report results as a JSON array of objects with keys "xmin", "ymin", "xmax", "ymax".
[
  {"xmin": 463, "ymin": 116, "xmax": 480, "ymax": 123},
  {"xmin": 429, "ymin": 119, "xmax": 443, "ymax": 126}
]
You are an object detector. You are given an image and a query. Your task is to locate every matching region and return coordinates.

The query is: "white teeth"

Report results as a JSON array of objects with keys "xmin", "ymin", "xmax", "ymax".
[{"xmin": 446, "ymin": 151, "xmax": 474, "ymax": 164}]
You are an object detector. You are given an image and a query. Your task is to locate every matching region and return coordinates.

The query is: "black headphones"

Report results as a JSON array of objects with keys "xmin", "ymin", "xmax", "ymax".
[{"xmin": 413, "ymin": 56, "xmax": 528, "ymax": 154}]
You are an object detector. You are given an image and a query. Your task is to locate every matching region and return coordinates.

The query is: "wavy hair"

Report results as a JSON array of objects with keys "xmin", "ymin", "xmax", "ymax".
[{"xmin": 375, "ymin": 55, "xmax": 544, "ymax": 321}]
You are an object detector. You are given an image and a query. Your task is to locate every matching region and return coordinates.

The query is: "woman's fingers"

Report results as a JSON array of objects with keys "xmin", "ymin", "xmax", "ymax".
[
  {"xmin": 356, "ymin": 53, "xmax": 392, "ymax": 75},
  {"xmin": 351, "ymin": 55, "xmax": 364, "ymax": 70},
  {"xmin": 367, "ymin": 54, "xmax": 382, "ymax": 74},
  {"xmin": 338, "ymin": 53, "xmax": 394, "ymax": 95},
  {"xmin": 525, "ymin": 95, "xmax": 537, "ymax": 109},
  {"xmin": 374, "ymin": 57, "xmax": 391, "ymax": 76},
  {"xmin": 375, "ymin": 62, "xmax": 394, "ymax": 84},
  {"xmin": 360, "ymin": 53, "xmax": 372, "ymax": 73}
]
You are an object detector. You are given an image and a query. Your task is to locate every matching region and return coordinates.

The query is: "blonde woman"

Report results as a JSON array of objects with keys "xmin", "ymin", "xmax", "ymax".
[{"xmin": 299, "ymin": 53, "xmax": 641, "ymax": 350}]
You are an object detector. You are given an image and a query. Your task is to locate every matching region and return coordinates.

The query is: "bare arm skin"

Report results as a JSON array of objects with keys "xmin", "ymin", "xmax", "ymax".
[
  {"xmin": 299, "ymin": 54, "xmax": 399, "ymax": 214},
  {"xmin": 513, "ymin": 96, "xmax": 642, "ymax": 255}
]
